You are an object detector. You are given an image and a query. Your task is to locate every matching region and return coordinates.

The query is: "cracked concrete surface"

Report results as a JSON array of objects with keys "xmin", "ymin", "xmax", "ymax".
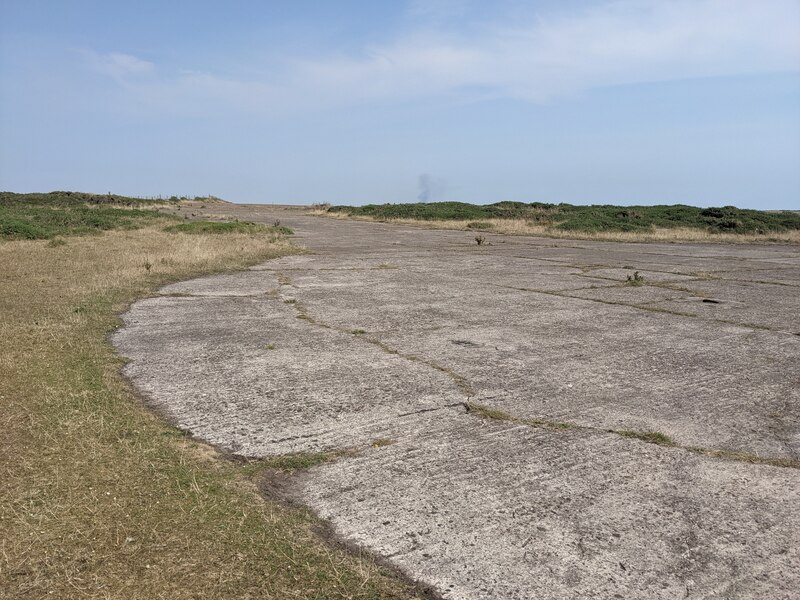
[{"xmin": 114, "ymin": 206, "xmax": 800, "ymax": 599}]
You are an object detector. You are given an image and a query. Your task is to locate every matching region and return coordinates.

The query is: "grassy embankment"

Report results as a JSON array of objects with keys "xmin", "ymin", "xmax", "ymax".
[
  {"xmin": 319, "ymin": 201, "xmax": 800, "ymax": 243},
  {"xmin": 0, "ymin": 192, "xmax": 417, "ymax": 599}
]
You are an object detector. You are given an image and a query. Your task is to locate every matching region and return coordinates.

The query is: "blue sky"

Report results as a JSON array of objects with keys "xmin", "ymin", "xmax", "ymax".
[{"xmin": 1, "ymin": 0, "xmax": 799, "ymax": 209}]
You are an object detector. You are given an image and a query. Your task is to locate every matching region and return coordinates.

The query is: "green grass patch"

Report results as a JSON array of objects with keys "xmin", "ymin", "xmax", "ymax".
[
  {"xmin": 1, "ymin": 191, "xmax": 173, "ymax": 240},
  {"xmin": 164, "ymin": 220, "xmax": 294, "ymax": 235},
  {"xmin": 617, "ymin": 430, "xmax": 675, "ymax": 446},
  {"xmin": 239, "ymin": 452, "xmax": 340, "ymax": 476},
  {"xmin": 327, "ymin": 201, "xmax": 800, "ymax": 234}
]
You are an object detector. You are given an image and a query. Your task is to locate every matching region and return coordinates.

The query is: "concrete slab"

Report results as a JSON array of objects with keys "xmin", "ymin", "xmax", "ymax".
[
  {"xmin": 648, "ymin": 279, "xmax": 800, "ymax": 332},
  {"xmin": 114, "ymin": 206, "xmax": 800, "ymax": 599},
  {"xmin": 297, "ymin": 413, "xmax": 800, "ymax": 600}
]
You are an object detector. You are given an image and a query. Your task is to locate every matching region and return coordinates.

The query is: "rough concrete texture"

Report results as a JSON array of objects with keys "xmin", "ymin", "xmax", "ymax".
[{"xmin": 114, "ymin": 206, "xmax": 800, "ymax": 599}]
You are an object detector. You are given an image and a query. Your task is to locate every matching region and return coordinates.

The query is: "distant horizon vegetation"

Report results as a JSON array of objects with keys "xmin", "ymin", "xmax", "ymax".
[
  {"xmin": 325, "ymin": 201, "xmax": 800, "ymax": 235},
  {"xmin": 2, "ymin": 191, "xmax": 799, "ymax": 244},
  {"xmin": 3, "ymin": 189, "xmax": 798, "ymax": 211}
]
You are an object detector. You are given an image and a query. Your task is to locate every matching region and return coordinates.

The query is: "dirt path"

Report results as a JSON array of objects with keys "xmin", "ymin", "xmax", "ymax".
[{"xmin": 115, "ymin": 206, "xmax": 800, "ymax": 599}]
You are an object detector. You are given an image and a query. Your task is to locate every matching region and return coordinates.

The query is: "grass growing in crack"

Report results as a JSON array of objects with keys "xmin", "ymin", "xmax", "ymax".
[
  {"xmin": 617, "ymin": 430, "xmax": 675, "ymax": 446},
  {"xmin": 0, "ymin": 205, "xmax": 417, "ymax": 599},
  {"xmin": 685, "ymin": 447, "xmax": 800, "ymax": 469},
  {"xmin": 466, "ymin": 403, "xmax": 574, "ymax": 430},
  {"xmin": 371, "ymin": 438, "xmax": 395, "ymax": 448},
  {"xmin": 352, "ymin": 329, "xmax": 367, "ymax": 335}
]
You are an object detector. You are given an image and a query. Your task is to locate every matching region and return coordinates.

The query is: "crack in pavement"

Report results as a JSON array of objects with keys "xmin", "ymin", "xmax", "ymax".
[
  {"xmin": 274, "ymin": 272, "xmax": 797, "ymax": 470},
  {"xmin": 276, "ymin": 271, "xmax": 476, "ymax": 398}
]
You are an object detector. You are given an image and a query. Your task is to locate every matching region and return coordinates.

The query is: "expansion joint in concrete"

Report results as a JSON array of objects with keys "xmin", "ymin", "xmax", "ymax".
[{"xmin": 275, "ymin": 271, "xmax": 476, "ymax": 399}]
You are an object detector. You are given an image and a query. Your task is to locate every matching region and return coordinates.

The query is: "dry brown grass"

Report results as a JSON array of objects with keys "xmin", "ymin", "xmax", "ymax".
[
  {"xmin": 0, "ymin": 226, "xmax": 417, "ymax": 599},
  {"xmin": 311, "ymin": 211, "xmax": 800, "ymax": 244}
]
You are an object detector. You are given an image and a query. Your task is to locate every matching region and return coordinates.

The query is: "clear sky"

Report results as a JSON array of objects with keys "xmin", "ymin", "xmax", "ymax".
[{"xmin": 1, "ymin": 0, "xmax": 799, "ymax": 209}]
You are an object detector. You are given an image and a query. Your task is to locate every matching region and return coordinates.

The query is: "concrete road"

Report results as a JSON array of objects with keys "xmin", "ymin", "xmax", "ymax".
[{"xmin": 115, "ymin": 207, "xmax": 800, "ymax": 599}]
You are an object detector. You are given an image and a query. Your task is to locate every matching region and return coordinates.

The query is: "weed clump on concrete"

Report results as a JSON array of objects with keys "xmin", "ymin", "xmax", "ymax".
[
  {"xmin": 617, "ymin": 430, "xmax": 675, "ymax": 446},
  {"xmin": 625, "ymin": 271, "xmax": 645, "ymax": 286},
  {"xmin": 475, "ymin": 235, "xmax": 486, "ymax": 246}
]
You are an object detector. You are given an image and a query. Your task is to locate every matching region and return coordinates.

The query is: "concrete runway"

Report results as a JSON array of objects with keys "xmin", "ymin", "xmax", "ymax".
[{"xmin": 114, "ymin": 206, "xmax": 800, "ymax": 599}]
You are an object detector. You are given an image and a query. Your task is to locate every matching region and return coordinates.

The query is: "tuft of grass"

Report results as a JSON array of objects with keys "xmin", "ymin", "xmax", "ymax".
[
  {"xmin": 371, "ymin": 438, "xmax": 395, "ymax": 448},
  {"xmin": 685, "ymin": 447, "xmax": 800, "ymax": 469},
  {"xmin": 466, "ymin": 403, "xmax": 574, "ymax": 430},
  {"xmin": 352, "ymin": 329, "xmax": 367, "ymax": 335},
  {"xmin": 617, "ymin": 430, "xmax": 675, "ymax": 446},
  {"xmin": 164, "ymin": 220, "xmax": 293, "ymax": 236},
  {"xmin": 240, "ymin": 452, "xmax": 341, "ymax": 476},
  {"xmin": 0, "ymin": 217, "xmax": 417, "ymax": 599},
  {"xmin": 474, "ymin": 235, "xmax": 486, "ymax": 246},
  {"xmin": 466, "ymin": 221, "xmax": 493, "ymax": 230},
  {"xmin": 467, "ymin": 404, "xmax": 517, "ymax": 422},
  {"xmin": 625, "ymin": 271, "xmax": 645, "ymax": 286}
]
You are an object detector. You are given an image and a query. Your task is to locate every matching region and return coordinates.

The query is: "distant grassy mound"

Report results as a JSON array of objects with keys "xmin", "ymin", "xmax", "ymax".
[
  {"xmin": 327, "ymin": 201, "xmax": 800, "ymax": 235},
  {"xmin": 0, "ymin": 191, "xmax": 174, "ymax": 240}
]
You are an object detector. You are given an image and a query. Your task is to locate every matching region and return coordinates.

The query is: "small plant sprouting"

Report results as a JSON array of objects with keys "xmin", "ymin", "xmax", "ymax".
[
  {"xmin": 625, "ymin": 271, "xmax": 644, "ymax": 286},
  {"xmin": 371, "ymin": 438, "xmax": 394, "ymax": 448},
  {"xmin": 352, "ymin": 329, "xmax": 367, "ymax": 335},
  {"xmin": 264, "ymin": 343, "xmax": 276, "ymax": 350},
  {"xmin": 143, "ymin": 259, "xmax": 152, "ymax": 272},
  {"xmin": 475, "ymin": 235, "xmax": 486, "ymax": 246},
  {"xmin": 283, "ymin": 298, "xmax": 296, "ymax": 304}
]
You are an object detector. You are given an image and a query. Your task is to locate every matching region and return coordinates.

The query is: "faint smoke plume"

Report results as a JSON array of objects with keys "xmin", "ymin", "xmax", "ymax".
[{"xmin": 417, "ymin": 173, "xmax": 445, "ymax": 203}]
